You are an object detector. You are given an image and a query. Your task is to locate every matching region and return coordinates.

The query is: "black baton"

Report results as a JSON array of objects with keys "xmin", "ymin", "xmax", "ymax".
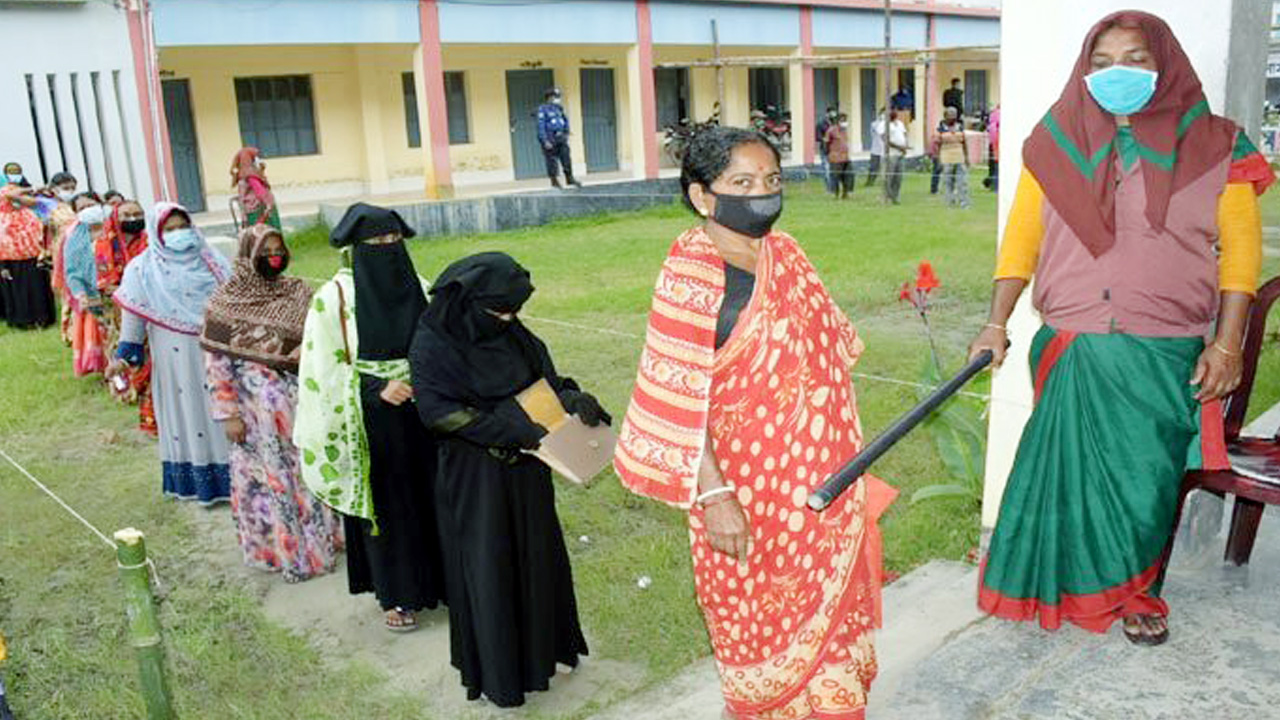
[{"xmin": 807, "ymin": 349, "xmax": 994, "ymax": 512}]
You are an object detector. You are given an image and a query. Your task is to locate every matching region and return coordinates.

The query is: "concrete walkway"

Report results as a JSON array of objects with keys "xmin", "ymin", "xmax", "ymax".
[{"xmin": 593, "ymin": 409, "xmax": 1280, "ymax": 720}]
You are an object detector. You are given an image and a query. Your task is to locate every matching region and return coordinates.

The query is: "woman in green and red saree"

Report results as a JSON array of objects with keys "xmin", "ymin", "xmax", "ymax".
[
  {"xmin": 231, "ymin": 147, "xmax": 281, "ymax": 230},
  {"xmin": 970, "ymin": 11, "xmax": 1273, "ymax": 646},
  {"xmin": 615, "ymin": 126, "xmax": 897, "ymax": 719}
]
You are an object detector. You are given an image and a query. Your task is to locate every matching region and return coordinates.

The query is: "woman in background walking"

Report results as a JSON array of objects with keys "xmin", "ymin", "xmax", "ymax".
[{"xmin": 231, "ymin": 147, "xmax": 281, "ymax": 229}]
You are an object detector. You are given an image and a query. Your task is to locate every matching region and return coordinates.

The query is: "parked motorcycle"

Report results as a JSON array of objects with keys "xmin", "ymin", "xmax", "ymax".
[
  {"xmin": 751, "ymin": 105, "xmax": 792, "ymax": 153},
  {"xmin": 662, "ymin": 109, "xmax": 721, "ymax": 164}
]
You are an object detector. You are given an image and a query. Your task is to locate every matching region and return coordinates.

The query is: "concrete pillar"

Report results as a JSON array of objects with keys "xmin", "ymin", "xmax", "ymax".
[
  {"xmin": 982, "ymin": 0, "xmax": 1271, "ymax": 529},
  {"xmin": 911, "ymin": 58, "xmax": 928, "ymax": 156},
  {"xmin": 797, "ymin": 6, "xmax": 815, "ymax": 165},
  {"xmin": 354, "ymin": 47, "xmax": 391, "ymax": 196},
  {"xmin": 1225, "ymin": 0, "xmax": 1270, "ymax": 140},
  {"xmin": 925, "ymin": 14, "xmax": 940, "ymax": 139},
  {"xmin": 628, "ymin": 0, "xmax": 660, "ymax": 179},
  {"xmin": 128, "ymin": 1, "xmax": 176, "ymax": 204},
  {"xmin": 416, "ymin": 0, "xmax": 453, "ymax": 198}
]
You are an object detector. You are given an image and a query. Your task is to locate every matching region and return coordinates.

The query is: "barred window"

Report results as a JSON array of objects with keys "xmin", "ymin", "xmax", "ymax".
[{"xmin": 234, "ymin": 75, "xmax": 318, "ymax": 157}]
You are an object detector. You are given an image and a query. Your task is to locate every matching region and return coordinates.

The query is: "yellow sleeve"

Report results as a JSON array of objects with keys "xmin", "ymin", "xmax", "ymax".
[
  {"xmin": 1217, "ymin": 182, "xmax": 1262, "ymax": 296},
  {"xmin": 994, "ymin": 168, "xmax": 1045, "ymax": 280}
]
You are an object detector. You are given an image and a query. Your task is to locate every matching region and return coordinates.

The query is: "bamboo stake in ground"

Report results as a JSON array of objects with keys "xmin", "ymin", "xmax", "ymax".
[{"xmin": 114, "ymin": 528, "xmax": 175, "ymax": 720}]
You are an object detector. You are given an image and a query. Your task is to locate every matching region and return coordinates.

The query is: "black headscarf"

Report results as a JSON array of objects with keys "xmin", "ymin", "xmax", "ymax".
[
  {"xmin": 420, "ymin": 252, "xmax": 540, "ymax": 401},
  {"xmin": 329, "ymin": 203, "xmax": 427, "ymax": 360}
]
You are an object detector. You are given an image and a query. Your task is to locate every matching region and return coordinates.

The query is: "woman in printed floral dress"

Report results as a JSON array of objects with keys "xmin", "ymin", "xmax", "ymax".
[{"xmin": 201, "ymin": 224, "xmax": 342, "ymax": 581}]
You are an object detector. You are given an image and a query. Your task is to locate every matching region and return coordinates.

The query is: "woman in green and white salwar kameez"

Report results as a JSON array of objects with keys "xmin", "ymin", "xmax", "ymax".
[{"xmin": 294, "ymin": 203, "xmax": 444, "ymax": 632}]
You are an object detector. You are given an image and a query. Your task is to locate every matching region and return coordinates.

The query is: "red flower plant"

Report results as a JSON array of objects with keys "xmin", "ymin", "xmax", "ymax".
[
  {"xmin": 899, "ymin": 261, "xmax": 941, "ymax": 312},
  {"xmin": 900, "ymin": 261, "xmax": 944, "ymax": 379}
]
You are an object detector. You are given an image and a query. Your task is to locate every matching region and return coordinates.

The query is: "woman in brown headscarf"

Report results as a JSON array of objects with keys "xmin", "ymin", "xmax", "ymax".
[
  {"xmin": 970, "ymin": 11, "xmax": 1272, "ymax": 646},
  {"xmin": 231, "ymin": 147, "xmax": 281, "ymax": 230},
  {"xmin": 201, "ymin": 225, "xmax": 342, "ymax": 582}
]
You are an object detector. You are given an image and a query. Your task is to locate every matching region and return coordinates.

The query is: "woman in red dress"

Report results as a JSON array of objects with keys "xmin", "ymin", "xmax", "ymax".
[{"xmin": 615, "ymin": 126, "xmax": 896, "ymax": 720}]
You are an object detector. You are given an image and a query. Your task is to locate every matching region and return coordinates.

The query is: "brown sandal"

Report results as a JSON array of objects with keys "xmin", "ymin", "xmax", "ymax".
[{"xmin": 1122, "ymin": 614, "xmax": 1168, "ymax": 646}]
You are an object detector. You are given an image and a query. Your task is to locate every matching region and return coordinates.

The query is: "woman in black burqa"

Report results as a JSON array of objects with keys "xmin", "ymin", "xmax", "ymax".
[
  {"xmin": 409, "ymin": 251, "xmax": 608, "ymax": 707},
  {"xmin": 327, "ymin": 204, "xmax": 444, "ymax": 630}
]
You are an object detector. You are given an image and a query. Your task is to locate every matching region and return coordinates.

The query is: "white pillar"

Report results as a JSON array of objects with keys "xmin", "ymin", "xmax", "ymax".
[
  {"xmin": 982, "ymin": 0, "xmax": 1269, "ymax": 528},
  {"xmin": 73, "ymin": 71, "xmax": 110, "ymax": 193},
  {"xmin": 29, "ymin": 74, "xmax": 63, "ymax": 186},
  {"xmin": 789, "ymin": 47, "xmax": 809, "ymax": 164},
  {"xmin": 355, "ymin": 46, "xmax": 392, "ymax": 196},
  {"xmin": 52, "ymin": 73, "xmax": 89, "ymax": 190},
  {"xmin": 626, "ymin": 44, "xmax": 648, "ymax": 180}
]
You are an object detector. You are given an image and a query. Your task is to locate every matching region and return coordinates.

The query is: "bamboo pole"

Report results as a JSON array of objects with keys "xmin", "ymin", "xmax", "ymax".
[
  {"xmin": 882, "ymin": 0, "xmax": 893, "ymax": 201},
  {"xmin": 652, "ymin": 45, "xmax": 998, "ymax": 70},
  {"xmin": 712, "ymin": 20, "xmax": 725, "ymax": 120},
  {"xmin": 114, "ymin": 528, "xmax": 174, "ymax": 720}
]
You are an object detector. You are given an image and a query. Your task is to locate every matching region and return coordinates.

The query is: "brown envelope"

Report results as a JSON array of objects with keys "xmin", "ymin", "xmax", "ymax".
[{"xmin": 516, "ymin": 378, "xmax": 615, "ymax": 484}]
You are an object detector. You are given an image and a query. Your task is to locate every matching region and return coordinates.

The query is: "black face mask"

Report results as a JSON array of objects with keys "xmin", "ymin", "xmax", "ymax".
[
  {"xmin": 255, "ymin": 254, "xmax": 289, "ymax": 279},
  {"xmin": 464, "ymin": 307, "xmax": 516, "ymax": 342},
  {"xmin": 120, "ymin": 218, "xmax": 146, "ymax": 235},
  {"xmin": 710, "ymin": 191, "xmax": 783, "ymax": 239}
]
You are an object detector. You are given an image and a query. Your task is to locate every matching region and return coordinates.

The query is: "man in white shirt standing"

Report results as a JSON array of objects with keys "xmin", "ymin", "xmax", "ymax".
[
  {"xmin": 884, "ymin": 110, "xmax": 910, "ymax": 204},
  {"xmin": 865, "ymin": 108, "xmax": 885, "ymax": 186}
]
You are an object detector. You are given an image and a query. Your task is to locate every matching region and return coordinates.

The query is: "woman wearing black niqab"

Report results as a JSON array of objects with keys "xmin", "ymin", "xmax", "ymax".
[
  {"xmin": 410, "ymin": 252, "xmax": 608, "ymax": 708},
  {"xmin": 294, "ymin": 203, "xmax": 444, "ymax": 632}
]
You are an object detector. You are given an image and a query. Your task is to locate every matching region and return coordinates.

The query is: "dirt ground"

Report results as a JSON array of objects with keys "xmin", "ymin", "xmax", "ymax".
[{"xmin": 184, "ymin": 505, "xmax": 645, "ymax": 720}]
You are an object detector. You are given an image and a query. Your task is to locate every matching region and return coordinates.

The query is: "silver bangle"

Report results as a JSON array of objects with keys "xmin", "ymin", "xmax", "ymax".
[{"xmin": 695, "ymin": 486, "xmax": 736, "ymax": 506}]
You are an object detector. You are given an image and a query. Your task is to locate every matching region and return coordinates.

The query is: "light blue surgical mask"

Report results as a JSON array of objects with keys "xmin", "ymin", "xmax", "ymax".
[
  {"xmin": 1084, "ymin": 65, "xmax": 1158, "ymax": 116},
  {"xmin": 163, "ymin": 227, "xmax": 199, "ymax": 251},
  {"xmin": 5, "ymin": 173, "xmax": 22, "ymax": 184}
]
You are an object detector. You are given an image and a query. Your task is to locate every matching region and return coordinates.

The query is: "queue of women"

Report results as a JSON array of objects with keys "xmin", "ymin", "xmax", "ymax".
[{"xmin": 0, "ymin": 10, "xmax": 1274, "ymax": 717}]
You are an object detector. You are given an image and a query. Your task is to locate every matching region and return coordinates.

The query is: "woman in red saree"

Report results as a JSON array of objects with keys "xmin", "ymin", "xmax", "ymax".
[
  {"xmin": 96, "ymin": 201, "xmax": 157, "ymax": 435},
  {"xmin": 615, "ymin": 127, "xmax": 896, "ymax": 720}
]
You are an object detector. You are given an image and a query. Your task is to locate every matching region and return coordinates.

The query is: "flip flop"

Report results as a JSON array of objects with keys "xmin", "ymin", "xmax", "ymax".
[{"xmin": 384, "ymin": 607, "xmax": 418, "ymax": 633}]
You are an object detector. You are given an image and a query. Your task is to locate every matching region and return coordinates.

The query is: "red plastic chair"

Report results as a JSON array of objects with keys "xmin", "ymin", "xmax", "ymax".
[{"xmin": 1163, "ymin": 275, "xmax": 1280, "ymax": 571}]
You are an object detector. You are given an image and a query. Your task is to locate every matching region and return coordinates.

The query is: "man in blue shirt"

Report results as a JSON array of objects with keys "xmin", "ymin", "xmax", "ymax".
[{"xmin": 536, "ymin": 88, "xmax": 581, "ymax": 188}]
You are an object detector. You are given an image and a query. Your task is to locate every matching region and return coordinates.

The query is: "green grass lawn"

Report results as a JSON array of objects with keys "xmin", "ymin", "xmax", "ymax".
[{"xmin": 1, "ymin": 172, "xmax": 1277, "ymax": 718}]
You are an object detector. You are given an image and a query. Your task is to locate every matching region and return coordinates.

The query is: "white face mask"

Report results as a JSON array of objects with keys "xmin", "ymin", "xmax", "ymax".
[
  {"xmin": 163, "ymin": 227, "xmax": 199, "ymax": 251},
  {"xmin": 57, "ymin": 188, "xmax": 76, "ymax": 202}
]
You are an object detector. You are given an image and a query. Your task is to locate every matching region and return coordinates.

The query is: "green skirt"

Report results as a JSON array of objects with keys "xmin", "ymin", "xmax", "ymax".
[
  {"xmin": 978, "ymin": 326, "xmax": 1228, "ymax": 632},
  {"xmin": 246, "ymin": 205, "xmax": 282, "ymax": 231}
]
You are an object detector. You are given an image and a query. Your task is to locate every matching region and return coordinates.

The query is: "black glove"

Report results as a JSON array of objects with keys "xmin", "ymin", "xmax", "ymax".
[
  {"xmin": 512, "ymin": 418, "xmax": 549, "ymax": 449},
  {"xmin": 563, "ymin": 391, "xmax": 612, "ymax": 427},
  {"xmin": 491, "ymin": 397, "xmax": 548, "ymax": 449}
]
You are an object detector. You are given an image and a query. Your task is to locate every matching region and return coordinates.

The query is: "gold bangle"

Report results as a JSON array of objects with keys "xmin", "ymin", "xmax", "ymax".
[
  {"xmin": 1212, "ymin": 340, "xmax": 1241, "ymax": 357},
  {"xmin": 983, "ymin": 322, "xmax": 1007, "ymax": 332}
]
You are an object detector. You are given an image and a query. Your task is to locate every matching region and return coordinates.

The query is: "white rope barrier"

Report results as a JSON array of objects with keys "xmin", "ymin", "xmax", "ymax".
[{"xmin": 0, "ymin": 447, "xmax": 116, "ymax": 551}]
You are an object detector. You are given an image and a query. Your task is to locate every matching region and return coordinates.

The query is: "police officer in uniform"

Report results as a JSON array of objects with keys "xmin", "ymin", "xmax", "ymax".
[{"xmin": 536, "ymin": 88, "xmax": 582, "ymax": 189}]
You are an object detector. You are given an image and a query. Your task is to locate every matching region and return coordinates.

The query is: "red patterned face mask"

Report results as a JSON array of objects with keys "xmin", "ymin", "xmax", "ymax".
[{"xmin": 255, "ymin": 254, "xmax": 289, "ymax": 278}]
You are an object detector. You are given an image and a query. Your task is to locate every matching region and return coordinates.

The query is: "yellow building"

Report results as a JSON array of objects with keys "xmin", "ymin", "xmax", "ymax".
[{"xmin": 149, "ymin": 0, "xmax": 1000, "ymax": 212}]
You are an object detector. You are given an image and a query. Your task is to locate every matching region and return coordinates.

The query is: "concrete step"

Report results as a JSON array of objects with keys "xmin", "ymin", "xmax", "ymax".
[
  {"xmin": 868, "ymin": 560, "xmax": 983, "ymax": 714},
  {"xmin": 587, "ymin": 560, "xmax": 981, "ymax": 720}
]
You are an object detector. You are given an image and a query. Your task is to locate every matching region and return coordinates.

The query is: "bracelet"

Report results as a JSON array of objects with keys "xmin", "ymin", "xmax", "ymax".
[
  {"xmin": 984, "ymin": 322, "xmax": 1007, "ymax": 332},
  {"xmin": 695, "ymin": 486, "xmax": 736, "ymax": 506},
  {"xmin": 1212, "ymin": 340, "xmax": 1241, "ymax": 357}
]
